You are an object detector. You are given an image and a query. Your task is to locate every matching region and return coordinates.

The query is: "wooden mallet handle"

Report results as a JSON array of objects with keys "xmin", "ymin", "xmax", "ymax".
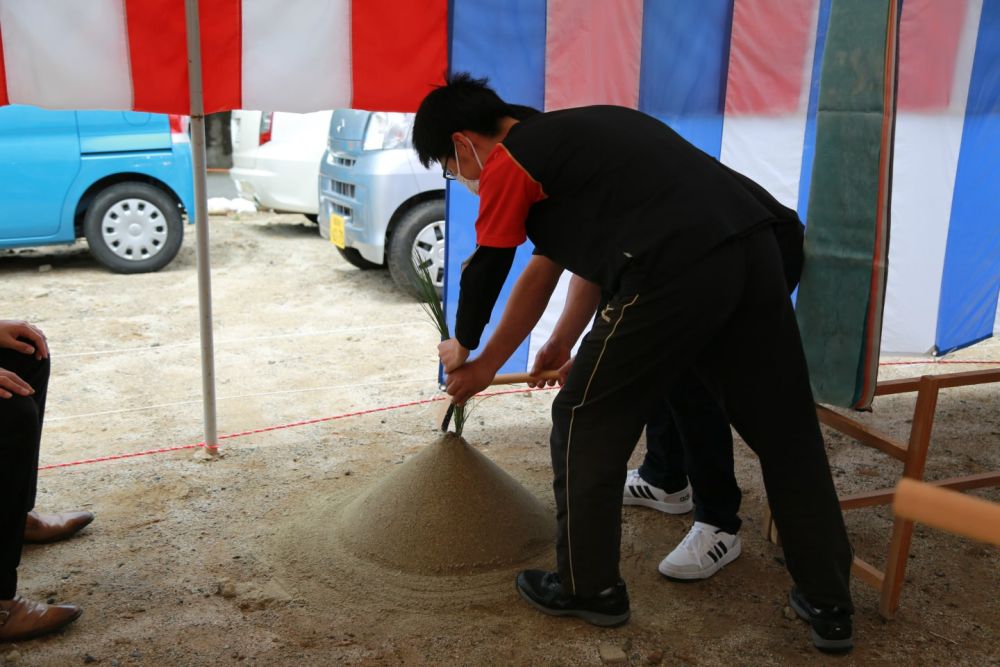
[
  {"xmin": 436, "ymin": 370, "xmax": 562, "ymax": 431},
  {"xmin": 893, "ymin": 478, "xmax": 1000, "ymax": 547},
  {"xmin": 490, "ymin": 371, "xmax": 561, "ymax": 386}
]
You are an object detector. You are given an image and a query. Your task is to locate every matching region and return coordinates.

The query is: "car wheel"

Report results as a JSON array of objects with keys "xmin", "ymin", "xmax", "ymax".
[
  {"xmin": 387, "ymin": 200, "xmax": 446, "ymax": 299},
  {"xmin": 83, "ymin": 183, "xmax": 183, "ymax": 273},
  {"xmin": 336, "ymin": 245, "xmax": 382, "ymax": 270}
]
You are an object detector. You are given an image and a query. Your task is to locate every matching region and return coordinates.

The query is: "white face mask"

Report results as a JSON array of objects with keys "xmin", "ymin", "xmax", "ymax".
[{"xmin": 454, "ymin": 136, "xmax": 484, "ymax": 196}]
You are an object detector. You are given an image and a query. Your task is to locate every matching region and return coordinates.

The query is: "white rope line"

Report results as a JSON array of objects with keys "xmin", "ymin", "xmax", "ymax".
[
  {"xmin": 53, "ymin": 322, "xmax": 427, "ymax": 359},
  {"xmin": 46, "ymin": 376, "xmax": 440, "ymax": 422}
]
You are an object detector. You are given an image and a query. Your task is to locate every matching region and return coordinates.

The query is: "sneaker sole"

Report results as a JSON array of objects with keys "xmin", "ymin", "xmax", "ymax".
[
  {"xmin": 658, "ymin": 538, "xmax": 741, "ymax": 581},
  {"xmin": 622, "ymin": 496, "xmax": 693, "ymax": 515},
  {"xmin": 787, "ymin": 590, "xmax": 853, "ymax": 653},
  {"xmin": 515, "ymin": 582, "xmax": 630, "ymax": 628}
]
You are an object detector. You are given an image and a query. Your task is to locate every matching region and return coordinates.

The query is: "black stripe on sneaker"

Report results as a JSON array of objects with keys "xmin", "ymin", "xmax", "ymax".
[
  {"xmin": 707, "ymin": 549, "xmax": 719, "ymax": 563},
  {"xmin": 718, "ymin": 542, "xmax": 728, "ymax": 556},
  {"xmin": 640, "ymin": 486, "xmax": 656, "ymax": 500},
  {"xmin": 629, "ymin": 485, "xmax": 642, "ymax": 499}
]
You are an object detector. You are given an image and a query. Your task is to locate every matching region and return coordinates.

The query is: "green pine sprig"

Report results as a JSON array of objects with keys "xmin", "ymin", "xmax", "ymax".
[{"xmin": 413, "ymin": 253, "xmax": 467, "ymax": 436}]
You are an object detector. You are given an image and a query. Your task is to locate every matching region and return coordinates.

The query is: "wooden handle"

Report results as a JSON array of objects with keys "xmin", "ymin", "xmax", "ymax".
[
  {"xmin": 433, "ymin": 370, "xmax": 560, "ymax": 430},
  {"xmin": 893, "ymin": 478, "xmax": 1000, "ymax": 547},
  {"xmin": 490, "ymin": 370, "xmax": 561, "ymax": 386}
]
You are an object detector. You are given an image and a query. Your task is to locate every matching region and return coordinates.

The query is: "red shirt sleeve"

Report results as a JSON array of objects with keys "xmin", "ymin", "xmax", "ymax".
[{"xmin": 475, "ymin": 144, "xmax": 545, "ymax": 248}]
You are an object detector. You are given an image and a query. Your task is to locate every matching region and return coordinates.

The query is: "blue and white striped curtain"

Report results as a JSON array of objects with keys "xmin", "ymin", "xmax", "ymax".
[{"xmin": 443, "ymin": 0, "xmax": 1000, "ymax": 381}]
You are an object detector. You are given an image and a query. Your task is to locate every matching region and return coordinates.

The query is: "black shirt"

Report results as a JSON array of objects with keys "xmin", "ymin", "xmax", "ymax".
[{"xmin": 454, "ymin": 105, "xmax": 799, "ymax": 349}]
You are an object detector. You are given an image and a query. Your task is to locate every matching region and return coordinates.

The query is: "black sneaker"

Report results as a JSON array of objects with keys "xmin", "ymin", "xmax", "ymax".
[
  {"xmin": 788, "ymin": 587, "xmax": 853, "ymax": 653},
  {"xmin": 515, "ymin": 570, "xmax": 630, "ymax": 627}
]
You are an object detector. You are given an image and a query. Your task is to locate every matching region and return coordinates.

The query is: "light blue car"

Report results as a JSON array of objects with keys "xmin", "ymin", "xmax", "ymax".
[{"xmin": 0, "ymin": 105, "xmax": 194, "ymax": 273}]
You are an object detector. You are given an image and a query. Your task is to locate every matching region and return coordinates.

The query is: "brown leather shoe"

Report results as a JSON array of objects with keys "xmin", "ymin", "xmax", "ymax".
[
  {"xmin": 0, "ymin": 597, "xmax": 81, "ymax": 642},
  {"xmin": 23, "ymin": 510, "xmax": 94, "ymax": 544}
]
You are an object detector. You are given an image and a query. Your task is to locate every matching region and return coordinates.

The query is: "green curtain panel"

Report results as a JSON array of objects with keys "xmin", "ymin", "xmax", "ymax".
[{"xmin": 797, "ymin": 0, "xmax": 900, "ymax": 410}]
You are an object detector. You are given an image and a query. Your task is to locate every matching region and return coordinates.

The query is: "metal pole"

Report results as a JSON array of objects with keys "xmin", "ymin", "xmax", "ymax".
[{"xmin": 184, "ymin": 0, "xmax": 219, "ymax": 454}]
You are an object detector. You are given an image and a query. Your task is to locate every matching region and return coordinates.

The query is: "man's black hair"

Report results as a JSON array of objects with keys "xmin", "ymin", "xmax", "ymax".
[
  {"xmin": 413, "ymin": 72, "xmax": 528, "ymax": 169},
  {"xmin": 507, "ymin": 104, "xmax": 541, "ymax": 121}
]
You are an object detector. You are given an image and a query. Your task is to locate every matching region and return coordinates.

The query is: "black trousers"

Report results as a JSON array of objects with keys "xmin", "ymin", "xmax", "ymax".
[
  {"xmin": 549, "ymin": 228, "xmax": 853, "ymax": 610},
  {"xmin": 636, "ymin": 222, "xmax": 804, "ymax": 537},
  {"xmin": 0, "ymin": 348, "xmax": 48, "ymax": 599},
  {"xmin": 640, "ymin": 372, "xmax": 742, "ymax": 535}
]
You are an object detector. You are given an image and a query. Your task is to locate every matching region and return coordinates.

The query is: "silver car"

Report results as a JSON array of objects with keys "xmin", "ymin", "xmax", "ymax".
[{"xmin": 319, "ymin": 110, "xmax": 445, "ymax": 297}]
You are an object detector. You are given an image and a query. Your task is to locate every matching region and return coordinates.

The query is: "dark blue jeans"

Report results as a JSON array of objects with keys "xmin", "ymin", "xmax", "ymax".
[{"xmin": 639, "ymin": 370, "xmax": 742, "ymax": 535}]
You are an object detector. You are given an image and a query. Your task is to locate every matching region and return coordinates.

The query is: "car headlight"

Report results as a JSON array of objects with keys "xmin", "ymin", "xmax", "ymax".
[{"xmin": 362, "ymin": 112, "xmax": 413, "ymax": 151}]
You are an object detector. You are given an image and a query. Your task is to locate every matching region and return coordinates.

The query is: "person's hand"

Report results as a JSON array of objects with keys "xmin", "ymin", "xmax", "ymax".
[
  {"xmin": 556, "ymin": 356, "xmax": 574, "ymax": 385},
  {"xmin": 528, "ymin": 338, "xmax": 572, "ymax": 388},
  {"xmin": 0, "ymin": 368, "xmax": 34, "ymax": 399},
  {"xmin": 438, "ymin": 338, "xmax": 469, "ymax": 373},
  {"xmin": 443, "ymin": 357, "xmax": 495, "ymax": 406},
  {"xmin": 0, "ymin": 320, "xmax": 48, "ymax": 360}
]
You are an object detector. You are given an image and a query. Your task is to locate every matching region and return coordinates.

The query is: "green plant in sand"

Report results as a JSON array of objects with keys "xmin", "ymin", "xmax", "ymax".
[{"xmin": 413, "ymin": 254, "xmax": 467, "ymax": 436}]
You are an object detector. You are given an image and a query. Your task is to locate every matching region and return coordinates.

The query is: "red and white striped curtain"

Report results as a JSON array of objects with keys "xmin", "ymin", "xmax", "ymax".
[{"xmin": 0, "ymin": 0, "xmax": 446, "ymax": 114}]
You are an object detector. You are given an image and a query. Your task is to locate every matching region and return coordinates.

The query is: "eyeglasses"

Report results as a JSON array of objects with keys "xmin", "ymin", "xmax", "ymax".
[{"xmin": 439, "ymin": 157, "xmax": 457, "ymax": 181}]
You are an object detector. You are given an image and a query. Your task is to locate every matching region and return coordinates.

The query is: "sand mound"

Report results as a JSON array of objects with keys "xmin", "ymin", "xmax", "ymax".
[{"xmin": 338, "ymin": 433, "xmax": 554, "ymax": 575}]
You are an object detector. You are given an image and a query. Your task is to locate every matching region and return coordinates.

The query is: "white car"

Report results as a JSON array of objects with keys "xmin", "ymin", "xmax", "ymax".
[{"xmin": 229, "ymin": 110, "xmax": 333, "ymax": 221}]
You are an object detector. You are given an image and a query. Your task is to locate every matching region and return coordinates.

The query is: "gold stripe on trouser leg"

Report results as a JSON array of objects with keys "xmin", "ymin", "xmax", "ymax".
[{"xmin": 564, "ymin": 294, "xmax": 640, "ymax": 594}]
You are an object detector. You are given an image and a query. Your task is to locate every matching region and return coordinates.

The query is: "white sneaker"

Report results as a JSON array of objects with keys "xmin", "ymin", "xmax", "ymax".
[
  {"xmin": 622, "ymin": 469, "xmax": 693, "ymax": 514},
  {"xmin": 658, "ymin": 522, "xmax": 741, "ymax": 581}
]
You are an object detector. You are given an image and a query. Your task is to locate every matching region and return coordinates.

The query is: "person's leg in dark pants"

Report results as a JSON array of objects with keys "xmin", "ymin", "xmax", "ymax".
[
  {"xmin": 0, "ymin": 344, "xmax": 87, "ymax": 643},
  {"xmin": 690, "ymin": 230, "xmax": 852, "ymax": 651},
  {"xmin": 697, "ymin": 231, "xmax": 852, "ymax": 612},
  {"xmin": 650, "ymin": 372, "xmax": 745, "ymax": 581},
  {"xmin": 518, "ymin": 264, "xmax": 735, "ymax": 624},
  {"xmin": 546, "ymin": 242, "xmax": 747, "ymax": 598},
  {"xmin": 666, "ymin": 374, "xmax": 742, "ymax": 535},
  {"xmin": 623, "ymin": 403, "xmax": 694, "ymax": 514},
  {"xmin": 632, "ymin": 218, "xmax": 803, "ymax": 533},
  {"xmin": 629, "ymin": 375, "xmax": 745, "ymax": 580},
  {"xmin": 629, "ymin": 221, "xmax": 805, "ymax": 581},
  {"xmin": 520, "ymin": 230, "xmax": 852, "ymax": 649},
  {"xmin": 637, "ymin": 406, "xmax": 688, "ymax": 493},
  {"xmin": 0, "ymin": 348, "xmax": 48, "ymax": 599}
]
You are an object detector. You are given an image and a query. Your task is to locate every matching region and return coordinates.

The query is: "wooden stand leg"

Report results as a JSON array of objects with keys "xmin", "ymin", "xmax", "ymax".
[
  {"xmin": 880, "ymin": 517, "xmax": 914, "ymax": 618},
  {"xmin": 763, "ymin": 506, "xmax": 781, "ymax": 546},
  {"xmin": 878, "ymin": 376, "xmax": 940, "ymax": 618}
]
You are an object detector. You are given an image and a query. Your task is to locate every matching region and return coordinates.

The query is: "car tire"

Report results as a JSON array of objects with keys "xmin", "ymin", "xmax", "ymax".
[
  {"xmin": 387, "ymin": 200, "xmax": 446, "ymax": 299},
  {"xmin": 83, "ymin": 182, "xmax": 183, "ymax": 273},
  {"xmin": 336, "ymin": 246, "xmax": 382, "ymax": 270}
]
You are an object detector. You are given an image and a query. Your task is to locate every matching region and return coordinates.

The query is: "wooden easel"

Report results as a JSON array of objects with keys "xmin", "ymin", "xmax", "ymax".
[{"xmin": 767, "ymin": 368, "xmax": 1000, "ymax": 619}]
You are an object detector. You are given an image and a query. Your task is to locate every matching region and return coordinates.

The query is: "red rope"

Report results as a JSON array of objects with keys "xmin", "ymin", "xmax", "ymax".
[
  {"xmin": 35, "ymin": 360, "xmax": 1000, "ymax": 471},
  {"xmin": 38, "ymin": 386, "xmax": 553, "ymax": 471},
  {"xmin": 879, "ymin": 360, "xmax": 1000, "ymax": 366}
]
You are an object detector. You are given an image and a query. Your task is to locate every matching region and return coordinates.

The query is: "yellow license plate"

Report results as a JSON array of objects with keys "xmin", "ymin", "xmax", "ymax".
[{"xmin": 329, "ymin": 213, "xmax": 346, "ymax": 249}]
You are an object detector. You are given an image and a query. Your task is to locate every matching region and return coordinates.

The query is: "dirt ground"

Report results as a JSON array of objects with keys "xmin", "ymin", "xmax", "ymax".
[{"xmin": 2, "ymin": 213, "xmax": 998, "ymax": 667}]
